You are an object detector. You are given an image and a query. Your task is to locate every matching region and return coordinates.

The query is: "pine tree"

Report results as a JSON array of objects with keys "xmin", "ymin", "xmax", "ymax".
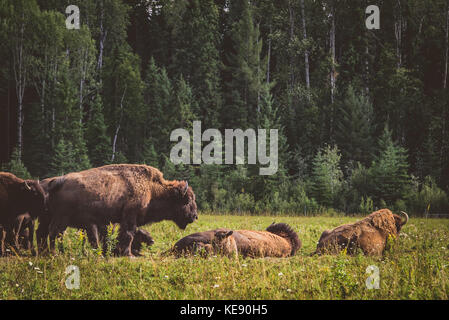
[
  {"xmin": 370, "ymin": 125, "xmax": 411, "ymax": 205},
  {"xmin": 222, "ymin": 1, "xmax": 264, "ymax": 129},
  {"xmin": 172, "ymin": 75, "xmax": 196, "ymax": 129},
  {"xmin": 2, "ymin": 148, "xmax": 32, "ymax": 180},
  {"xmin": 310, "ymin": 145, "xmax": 343, "ymax": 207},
  {"xmin": 86, "ymin": 94, "xmax": 111, "ymax": 167},
  {"xmin": 143, "ymin": 57, "xmax": 173, "ymax": 156},
  {"xmin": 336, "ymin": 85, "xmax": 374, "ymax": 169},
  {"xmin": 168, "ymin": 0, "xmax": 222, "ymax": 128},
  {"xmin": 50, "ymin": 139, "xmax": 76, "ymax": 176},
  {"xmin": 140, "ymin": 138, "xmax": 159, "ymax": 168}
]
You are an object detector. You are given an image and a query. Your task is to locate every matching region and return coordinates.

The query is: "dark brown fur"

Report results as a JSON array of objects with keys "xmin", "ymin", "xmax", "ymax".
[
  {"xmin": 1, "ymin": 213, "xmax": 35, "ymax": 256},
  {"xmin": 0, "ymin": 172, "xmax": 46, "ymax": 256},
  {"xmin": 97, "ymin": 224, "xmax": 154, "ymax": 256},
  {"xmin": 314, "ymin": 209, "xmax": 409, "ymax": 256},
  {"xmin": 172, "ymin": 223, "xmax": 301, "ymax": 258},
  {"xmin": 44, "ymin": 165, "xmax": 197, "ymax": 256}
]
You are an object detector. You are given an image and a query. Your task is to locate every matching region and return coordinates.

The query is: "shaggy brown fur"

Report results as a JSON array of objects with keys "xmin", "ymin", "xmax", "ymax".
[
  {"xmin": 172, "ymin": 223, "xmax": 301, "ymax": 258},
  {"xmin": 314, "ymin": 209, "xmax": 409, "ymax": 256},
  {"xmin": 43, "ymin": 164, "xmax": 197, "ymax": 256}
]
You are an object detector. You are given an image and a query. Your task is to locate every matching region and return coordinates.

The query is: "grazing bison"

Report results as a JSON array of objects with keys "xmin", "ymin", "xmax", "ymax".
[
  {"xmin": 45, "ymin": 164, "xmax": 198, "ymax": 256},
  {"xmin": 314, "ymin": 209, "xmax": 409, "ymax": 256},
  {"xmin": 172, "ymin": 223, "xmax": 301, "ymax": 258},
  {"xmin": 0, "ymin": 172, "xmax": 46, "ymax": 256}
]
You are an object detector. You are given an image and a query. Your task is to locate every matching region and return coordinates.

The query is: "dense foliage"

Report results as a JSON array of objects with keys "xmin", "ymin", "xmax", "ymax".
[{"xmin": 1, "ymin": 0, "xmax": 449, "ymax": 215}]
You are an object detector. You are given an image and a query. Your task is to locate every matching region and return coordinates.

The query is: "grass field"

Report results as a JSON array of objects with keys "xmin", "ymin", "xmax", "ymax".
[{"xmin": 0, "ymin": 214, "xmax": 448, "ymax": 300}]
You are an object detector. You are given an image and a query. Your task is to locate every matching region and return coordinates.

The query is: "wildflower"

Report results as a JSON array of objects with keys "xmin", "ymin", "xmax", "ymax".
[
  {"xmin": 278, "ymin": 272, "xmax": 284, "ymax": 277},
  {"xmin": 213, "ymin": 284, "xmax": 219, "ymax": 288},
  {"xmin": 28, "ymin": 262, "xmax": 33, "ymax": 267},
  {"xmin": 242, "ymin": 264, "xmax": 247, "ymax": 267}
]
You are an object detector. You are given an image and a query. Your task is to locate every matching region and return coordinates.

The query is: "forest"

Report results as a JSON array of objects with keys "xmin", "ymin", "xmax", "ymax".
[{"xmin": 1, "ymin": 0, "xmax": 449, "ymax": 216}]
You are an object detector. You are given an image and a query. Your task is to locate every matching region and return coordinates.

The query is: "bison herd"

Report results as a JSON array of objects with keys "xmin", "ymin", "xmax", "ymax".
[{"xmin": 0, "ymin": 164, "xmax": 409, "ymax": 258}]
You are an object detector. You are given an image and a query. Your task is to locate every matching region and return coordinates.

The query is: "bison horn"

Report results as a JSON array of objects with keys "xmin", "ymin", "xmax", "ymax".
[
  {"xmin": 400, "ymin": 211, "xmax": 409, "ymax": 225},
  {"xmin": 24, "ymin": 181, "xmax": 32, "ymax": 191},
  {"xmin": 183, "ymin": 181, "xmax": 189, "ymax": 196}
]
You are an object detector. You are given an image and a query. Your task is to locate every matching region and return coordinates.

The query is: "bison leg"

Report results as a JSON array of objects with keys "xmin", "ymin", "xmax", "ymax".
[
  {"xmin": 27, "ymin": 219, "xmax": 36, "ymax": 256},
  {"xmin": 86, "ymin": 224, "xmax": 100, "ymax": 250},
  {"xmin": 2, "ymin": 225, "xmax": 16, "ymax": 255},
  {"xmin": 0, "ymin": 227, "xmax": 5, "ymax": 256},
  {"xmin": 97, "ymin": 224, "xmax": 109, "ymax": 255},
  {"xmin": 117, "ymin": 218, "xmax": 137, "ymax": 257},
  {"xmin": 36, "ymin": 214, "xmax": 52, "ymax": 255},
  {"xmin": 49, "ymin": 219, "xmax": 68, "ymax": 254}
]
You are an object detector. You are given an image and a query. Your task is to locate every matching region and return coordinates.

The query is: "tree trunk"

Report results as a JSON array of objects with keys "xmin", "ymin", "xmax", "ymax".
[
  {"xmin": 97, "ymin": 0, "xmax": 107, "ymax": 75},
  {"xmin": 267, "ymin": 24, "xmax": 272, "ymax": 84},
  {"xmin": 365, "ymin": 42, "xmax": 370, "ymax": 95},
  {"xmin": 444, "ymin": 4, "xmax": 449, "ymax": 89},
  {"xmin": 288, "ymin": 1, "xmax": 295, "ymax": 92},
  {"xmin": 12, "ymin": 18, "xmax": 27, "ymax": 160},
  {"xmin": 111, "ymin": 87, "xmax": 127, "ymax": 162},
  {"xmin": 300, "ymin": 0, "xmax": 310, "ymax": 89},
  {"xmin": 394, "ymin": 0, "xmax": 406, "ymax": 69},
  {"xmin": 329, "ymin": 3, "xmax": 336, "ymax": 105}
]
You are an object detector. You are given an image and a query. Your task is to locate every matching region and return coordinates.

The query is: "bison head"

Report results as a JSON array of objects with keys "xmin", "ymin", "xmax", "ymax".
[
  {"xmin": 22, "ymin": 180, "xmax": 47, "ymax": 218},
  {"xmin": 393, "ymin": 211, "xmax": 409, "ymax": 233},
  {"xmin": 171, "ymin": 181, "xmax": 198, "ymax": 230}
]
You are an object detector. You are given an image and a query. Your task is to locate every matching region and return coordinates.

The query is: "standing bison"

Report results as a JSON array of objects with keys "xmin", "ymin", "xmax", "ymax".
[
  {"xmin": 314, "ymin": 209, "xmax": 409, "ymax": 256},
  {"xmin": 0, "ymin": 172, "xmax": 46, "ymax": 256},
  {"xmin": 44, "ymin": 164, "xmax": 198, "ymax": 256},
  {"xmin": 172, "ymin": 223, "xmax": 301, "ymax": 258}
]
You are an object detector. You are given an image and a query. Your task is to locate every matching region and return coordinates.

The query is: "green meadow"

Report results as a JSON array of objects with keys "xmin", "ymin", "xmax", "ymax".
[{"xmin": 0, "ymin": 214, "xmax": 448, "ymax": 300}]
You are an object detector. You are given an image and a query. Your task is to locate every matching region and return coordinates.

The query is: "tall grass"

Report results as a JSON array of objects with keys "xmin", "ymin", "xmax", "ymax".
[{"xmin": 0, "ymin": 215, "xmax": 448, "ymax": 299}]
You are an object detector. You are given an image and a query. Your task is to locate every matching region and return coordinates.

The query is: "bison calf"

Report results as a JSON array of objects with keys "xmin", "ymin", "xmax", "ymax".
[
  {"xmin": 1, "ymin": 213, "xmax": 35, "ymax": 256},
  {"xmin": 172, "ymin": 223, "xmax": 301, "ymax": 258},
  {"xmin": 314, "ymin": 209, "xmax": 409, "ymax": 256}
]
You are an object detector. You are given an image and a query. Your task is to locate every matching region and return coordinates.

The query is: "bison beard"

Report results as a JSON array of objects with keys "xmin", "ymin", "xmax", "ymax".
[
  {"xmin": 0, "ymin": 172, "xmax": 46, "ymax": 256},
  {"xmin": 172, "ymin": 223, "xmax": 301, "ymax": 258},
  {"xmin": 44, "ymin": 164, "xmax": 198, "ymax": 257},
  {"xmin": 314, "ymin": 209, "xmax": 409, "ymax": 256}
]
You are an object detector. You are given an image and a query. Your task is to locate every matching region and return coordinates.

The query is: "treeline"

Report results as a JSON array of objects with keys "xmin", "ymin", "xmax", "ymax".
[{"xmin": 1, "ymin": 0, "xmax": 449, "ymax": 215}]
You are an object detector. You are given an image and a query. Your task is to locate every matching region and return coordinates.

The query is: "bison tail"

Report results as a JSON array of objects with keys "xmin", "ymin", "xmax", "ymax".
[{"xmin": 266, "ymin": 223, "xmax": 302, "ymax": 256}]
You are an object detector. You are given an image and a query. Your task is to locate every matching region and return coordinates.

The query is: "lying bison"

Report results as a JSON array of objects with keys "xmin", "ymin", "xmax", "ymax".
[
  {"xmin": 0, "ymin": 172, "xmax": 46, "ymax": 256},
  {"xmin": 44, "ymin": 164, "xmax": 198, "ymax": 256},
  {"xmin": 172, "ymin": 223, "xmax": 301, "ymax": 258},
  {"xmin": 314, "ymin": 209, "xmax": 409, "ymax": 256}
]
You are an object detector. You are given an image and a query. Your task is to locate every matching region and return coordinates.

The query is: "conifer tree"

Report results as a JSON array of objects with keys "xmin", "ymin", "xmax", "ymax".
[
  {"xmin": 86, "ymin": 94, "xmax": 111, "ymax": 167},
  {"xmin": 370, "ymin": 125, "xmax": 411, "ymax": 205},
  {"xmin": 336, "ymin": 85, "xmax": 374, "ymax": 169}
]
